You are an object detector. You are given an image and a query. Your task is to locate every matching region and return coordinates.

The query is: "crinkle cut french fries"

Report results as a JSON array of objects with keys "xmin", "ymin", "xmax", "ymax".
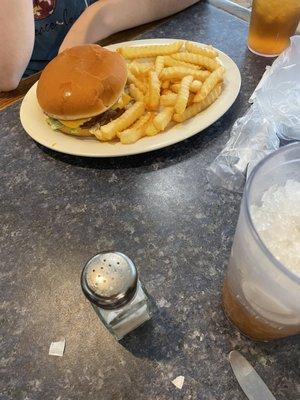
[{"xmin": 90, "ymin": 41, "xmax": 224, "ymax": 144}]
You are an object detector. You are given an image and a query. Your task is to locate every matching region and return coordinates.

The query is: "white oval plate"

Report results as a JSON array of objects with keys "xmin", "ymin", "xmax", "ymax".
[{"xmin": 20, "ymin": 38, "xmax": 241, "ymax": 157}]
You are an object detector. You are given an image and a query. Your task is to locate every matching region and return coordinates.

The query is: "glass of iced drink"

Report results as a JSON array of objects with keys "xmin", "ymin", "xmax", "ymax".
[
  {"xmin": 248, "ymin": 0, "xmax": 300, "ymax": 57},
  {"xmin": 223, "ymin": 143, "xmax": 300, "ymax": 341}
]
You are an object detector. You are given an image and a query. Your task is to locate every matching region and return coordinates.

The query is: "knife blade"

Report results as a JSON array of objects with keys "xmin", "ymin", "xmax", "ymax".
[{"xmin": 229, "ymin": 350, "xmax": 276, "ymax": 400}]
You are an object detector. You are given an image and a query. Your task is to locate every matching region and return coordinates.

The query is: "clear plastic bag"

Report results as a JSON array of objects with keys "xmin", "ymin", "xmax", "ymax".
[{"xmin": 209, "ymin": 36, "xmax": 300, "ymax": 192}]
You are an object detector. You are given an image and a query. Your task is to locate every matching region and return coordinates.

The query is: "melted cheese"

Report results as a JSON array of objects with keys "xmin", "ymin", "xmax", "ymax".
[
  {"xmin": 58, "ymin": 92, "xmax": 132, "ymax": 127},
  {"xmin": 59, "ymin": 117, "xmax": 92, "ymax": 128}
]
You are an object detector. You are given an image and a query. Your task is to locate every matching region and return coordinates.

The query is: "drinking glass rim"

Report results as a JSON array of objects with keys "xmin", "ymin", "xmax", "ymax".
[{"xmin": 245, "ymin": 142, "xmax": 300, "ymax": 285}]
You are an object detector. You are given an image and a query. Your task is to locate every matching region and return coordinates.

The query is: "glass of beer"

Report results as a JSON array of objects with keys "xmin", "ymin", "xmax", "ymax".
[
  {"xmin": 223, "ymin": 143, "xmax": 300, "ymax": 341},
  {"xmin": 248, "ymin": 0, "xmax": 300, "ymax": 57}
]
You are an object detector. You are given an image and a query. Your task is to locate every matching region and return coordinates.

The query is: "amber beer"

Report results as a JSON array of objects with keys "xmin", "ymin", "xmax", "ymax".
[
  {"xmin": 223, "ymin": 277, "xmax": 300, "ymax": 341},
  {"xmin": 248, "ymin": 0, "xmax": 300, "ymax": 56}
]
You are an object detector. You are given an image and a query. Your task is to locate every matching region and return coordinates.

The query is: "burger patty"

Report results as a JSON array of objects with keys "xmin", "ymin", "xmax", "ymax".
[{"xmin": 81, "ymin": 108, "xmax": 125, "ymax": 129}]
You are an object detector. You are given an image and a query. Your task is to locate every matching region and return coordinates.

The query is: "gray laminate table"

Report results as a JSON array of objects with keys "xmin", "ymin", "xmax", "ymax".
[{"xmin": 1, "ymin": 3, "xmax": 299, "ymax": 400}]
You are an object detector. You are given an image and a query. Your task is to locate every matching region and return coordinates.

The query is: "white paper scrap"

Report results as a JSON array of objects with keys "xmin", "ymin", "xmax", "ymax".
[
  {"xmin": 172, "ymin": 375, "xmax": 185, "ymax": 390},
  {"xmin": 49, "ymin": 339, "xmax": 66, "ymax": 357}
]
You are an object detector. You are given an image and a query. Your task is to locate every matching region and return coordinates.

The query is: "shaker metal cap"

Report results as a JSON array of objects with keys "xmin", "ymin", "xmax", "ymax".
[{"xmin": 81, "ymin": 252, "xmax": 138, "ymax": 309}]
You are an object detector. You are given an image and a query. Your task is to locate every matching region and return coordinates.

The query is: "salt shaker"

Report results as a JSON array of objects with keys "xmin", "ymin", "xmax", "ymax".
[{"xmin": 81, "ymin": 251, "xmax": 152, "ymax": 340}]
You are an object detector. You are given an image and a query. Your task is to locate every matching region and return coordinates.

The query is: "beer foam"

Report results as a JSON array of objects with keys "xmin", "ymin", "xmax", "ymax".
[{"xmin": 251, "ymin": 179, "xmax": 300, "ymax": 278}]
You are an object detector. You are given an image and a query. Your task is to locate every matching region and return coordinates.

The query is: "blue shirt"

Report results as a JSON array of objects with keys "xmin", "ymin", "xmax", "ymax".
[{"xmin": 25, "ymin": 0, "xmax": 93, "ymax": 76}]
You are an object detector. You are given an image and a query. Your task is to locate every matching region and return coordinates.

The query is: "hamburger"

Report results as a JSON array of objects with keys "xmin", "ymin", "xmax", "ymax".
[{"xmin": 37, "ymin": 44, "xmax": 128, "ymax": 137}]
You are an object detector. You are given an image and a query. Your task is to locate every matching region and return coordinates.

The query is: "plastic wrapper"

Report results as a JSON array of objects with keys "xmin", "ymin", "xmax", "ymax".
[{"xmin": 209, "ymin": 36, "xmax": 300, "ymax": 192}]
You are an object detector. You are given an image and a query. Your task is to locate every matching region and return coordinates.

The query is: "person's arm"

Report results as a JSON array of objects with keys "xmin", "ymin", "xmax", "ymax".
[
  {"xmin": 0, "ymin": 0, "xmax": 34, "ymax": 92},
  {"xmin": 60, "ymin": 0, "xmax": 200, "ymax": 52}
]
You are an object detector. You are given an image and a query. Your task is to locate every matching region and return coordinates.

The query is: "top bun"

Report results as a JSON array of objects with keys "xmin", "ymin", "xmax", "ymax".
[{"xmin": 37, "ymin": 44, "xmax": 127, "ymax": 120}]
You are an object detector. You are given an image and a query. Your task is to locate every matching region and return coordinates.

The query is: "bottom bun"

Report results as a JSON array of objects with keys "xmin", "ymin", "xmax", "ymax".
[{"xmin": 58, "ymin": 125, "xmax": 93, "ymax": 137}]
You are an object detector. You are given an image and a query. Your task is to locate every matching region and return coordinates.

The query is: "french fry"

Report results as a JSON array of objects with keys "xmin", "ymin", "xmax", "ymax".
[
  {"xmin": 111, "ymin": 92, "xmax": 132, "ymax": 110},
  {"xmin": 160, "ymin": 67, "xmax": 210, "ymax": 82},
  {"xmin": 147, "ymin": 71, "xmax": 161, "ymax": 110},
  {"xmin": 187, "ymin": 93, "xmax": 194, "ymax": 106},
  {"xmin": 143, "ymin": 90, "xmax": 150, "ymax": 107},
  {"xmin": 194, "ymin": 67, "xmax": 225, "ymax": 102},
  {"xmin": 161, "ymin": 80, "xmax": 171, "ymax": 89},
  {"xmin": 172, "ymin": 53, "xmax": 220, "ymax": 71},
  {"xmin": 190, "ymin": 80, "xmax": 203, "ymax": 92},
  {"xmin": 90, "ymin": 42, "xmax": 225, "ymax": 144},
  {"xmin": 162, "ymin": 89, "xmax": 173, "ymax": 95},
  {"xmin": 145, "ymin": 122, "xmax": 159, "ymax": 136},
  {"xmin": 129, "ymin": 84, "xmax": 144, "ymax": 102},
  {"xmin": 128, "ymin": 61, "xmax": 152, "ymax": 75},
  {"xmin": 93, "ymin": 101, "xmax": 145, "ymax": 140},
  {"xmin": 130, "ymin": 112, "xmax": 151, "ymax": 130},
  {"xmin": 163, "ymin": 55, "xmax": 200, "ymax": 71},
  {"xmin": 160, "ymin": 92, "xmax": 178, "ymax": 106},
  {"xmin": 118, "ymin": 41, "xmax": 183, "ymax": 59},
  {"xmin": 140, "ymin": 74, "xmax": 149, "ymax": 88},
  {"xmin": 170, "ymin": 83, "xmax": 180, "ymax": 93},
  {"xmin": 153, "ymin": 107, "xmax": 174, "ymax": 131},
  {"xmin": 175, "ymin": 75, "xmax": 193, "ymax": 114},
  {"xmin": 118, "ymin": 112, "xmax": 151, "ymax": 143},
  {"xmin": 120, "ymin": 129, "xmax": 144, "ymax": 144},
  {"xmin": 171, "ymin": 80, "xmax": 202, "ymax": 93},
  {"xmin": 119, "ymin": 129, "xmax": 143, "ymax": 144},
  {"xmin": 155, "ymin": 56, "xmax": 164, "ymax": 76},
  {"xmin": 89, "ymin": 129, "xmax": 110, "ymax": 141},
  {"xmin": 117, "ymin": 111, "xmax": 151, "ymax": 137},
  {"xmin": 186, "ymin": 41, "xmax": 218, "ymax": 58},
  {"xmin": 173, "ymin": 84, "xmax": 222, "ymax": 122},
  {"xmin": 127, "ymin": 71, "xmax": 148, "ymax": 94}
]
